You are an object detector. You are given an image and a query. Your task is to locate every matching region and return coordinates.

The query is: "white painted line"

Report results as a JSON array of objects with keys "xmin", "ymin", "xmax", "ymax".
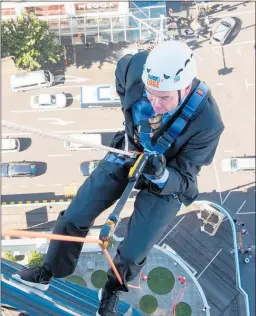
[
  {"xmin": 237, "ymin": 211, "xmax": 255, "ymax": 215},
  {"xmin": 36, "ymin": 184, "xmax": 45, "ymax": 187},
  {"xmin": 11, "ymin": 108, "xmax": 81, "ymax": 113},
  {"xmin": 157, "ymin": 216, "xmax": 186, "ymax": 246},
  {"xmin": 222, "ymin": 190, "xmax": 233, "ymax": 205},
  {"xmin": 211, "ymin": 47, "xmax": 224, "ymax": 58},
  {"xmin": 194, "ymin": 51, "xmax": 203, "ymax": 61},
  {"xmin": 53, "ymin": 184, "xmax": 63, "ymax": 186},
  {"xmin": 212, "ymin": 10, "xmax": 255, "ymax": 19},
  {"xmin": 54, "ymin": 85, "xmax": 86, "ymax": 89},
  {"xmin": 48, "ymin": 154, "xmax": 72, "ymax": 157},
  {"xmin": 224, "ymin": 150, "xmax": 235, "ymax": 153},
  {"xmin": 38, "ymin": 118, "xmax": 74, "ymax": 126},
  {"xmin": 245, "ymin": 77, "xmax": 249, "ymax": 91},
  {"xmin": 20, "ymin": 185, "xmax": 28, "ymax": 188},
  {"xmin": 216, "ymin": 82, "xmax": 225, "ymax": 86},
  {"xmin": 213, "ymin": 160, "xmax": 223, "ymax": 204},
  {"xmin": 2, "ymin": 186, "xmax": 9, "ymax": 189},
  {"xmin": 197, "ymin": 248, "xmax": 222, "ymax": 279},
  {"xmin": 222, "ymin": 40, "xmax": 255, "ymax": 48},
  {"xmin": 236, "ymin": 200, "xmax": 247, "ymax": 214}
]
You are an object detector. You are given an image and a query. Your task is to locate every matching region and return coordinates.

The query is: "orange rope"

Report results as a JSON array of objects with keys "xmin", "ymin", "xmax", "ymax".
[{"xmin": 2, "ymin": 229, "xmax": 143, "ymax": 290}]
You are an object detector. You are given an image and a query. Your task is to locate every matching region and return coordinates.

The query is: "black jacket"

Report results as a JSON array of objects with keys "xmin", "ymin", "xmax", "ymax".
[{"xmin": 115, "ymin": 51, "xmax": 225, "ymax": 206}]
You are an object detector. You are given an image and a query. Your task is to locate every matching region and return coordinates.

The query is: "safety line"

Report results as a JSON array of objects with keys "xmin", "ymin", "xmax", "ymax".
[{"xmin": 2, "ymin": 120, "xmax": 135, "ymax": 157}]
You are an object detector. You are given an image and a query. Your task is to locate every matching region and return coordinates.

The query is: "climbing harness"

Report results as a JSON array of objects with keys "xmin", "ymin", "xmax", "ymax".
[{"xmin": 99, "ymin": 153, "xmax": 149, "ymax": 248}]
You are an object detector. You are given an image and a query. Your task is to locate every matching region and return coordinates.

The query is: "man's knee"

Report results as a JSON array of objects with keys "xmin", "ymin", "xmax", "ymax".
[{"xmin": 56, "ymin": 210, "xmax": 93, "ymax": 234}]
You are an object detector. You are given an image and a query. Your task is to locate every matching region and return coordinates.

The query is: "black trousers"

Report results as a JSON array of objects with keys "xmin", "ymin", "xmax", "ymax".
[{"xmin": 43, "ymin": 159, "xmax": 181, "ymax": 292}]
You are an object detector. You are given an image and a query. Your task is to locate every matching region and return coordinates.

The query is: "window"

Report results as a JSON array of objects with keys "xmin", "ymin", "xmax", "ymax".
[
  {"xmin": 221, "ymin": 21, "xmax": 231, "ymax": 28},
  {"xmin": 51, "ymin": 95, "xmax": 56, "ymax": 104},
  {"xmin": 44, "ymin": 71, "xmax": 50, "ymax": 82},
  {"xmin": 231, "ymin": 159, "xmax": 238, "ymax": 169}
]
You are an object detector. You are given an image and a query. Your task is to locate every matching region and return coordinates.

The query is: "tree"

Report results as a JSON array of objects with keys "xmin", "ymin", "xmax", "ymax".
[
  {"xmin": 3, "ymin": 251, "xmax": 17, "ymax": 262},
  {"xmin": 1, "ymin": 12, "xmax": 63, "ymax": 71},
  {"xmin": 28, "ymin": 251, "xmax": 44, "ymax": 267}
]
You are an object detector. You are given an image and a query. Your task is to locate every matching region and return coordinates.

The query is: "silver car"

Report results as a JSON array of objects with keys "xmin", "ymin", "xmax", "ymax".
[
  {"xmin": 30, "ymin": 93, "xmax": 67, "ymax": 109},
  {"xmin": 210, "ymin": 17, "xmax": 236, "ymax": 45}
]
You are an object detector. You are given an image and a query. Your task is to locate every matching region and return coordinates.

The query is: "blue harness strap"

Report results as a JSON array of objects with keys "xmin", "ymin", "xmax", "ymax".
[{"xmin": 154, "ymin": 81, "xmax": 210, "ymax": 153}]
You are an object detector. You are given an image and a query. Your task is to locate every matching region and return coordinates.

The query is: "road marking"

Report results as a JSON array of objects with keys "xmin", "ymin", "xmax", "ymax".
[
  {"xmin": 53, "ymin": 183, "xmax": 63, "ymax": 186},
  {"xmin": 216, "ymin": 82, "xmax": 225, "ymax": 86},
  {"xmin": 224, "ymin": 150, "xmax": 235, "ymax": 153},
  {"xmin": 222, "ymin": 190, "xmax": 233, "ymax": 205},
  {"xmin": 2, "ymin": 186, "xmax": 9, "ymax": 189},
  {"xmin": 237, "ymin": 211, "xmax": 255, "ymax": 215},
  {"xmin": 20, "ymin": 185, "xmax": 28, "ymax": 188},
  {"xmin": 36, "ymin": 184, "xmax": 45, "ymax": 187},
  {"xmin": 212, "ymin": 10, "xmax": 255, "ymax": 19},
  {"xmin": 54, "ymin": 75, "xmax": 89, "ymax": 84},
  {"xmin": 197, "ymin": 248, "xmax": 222, "ymax": 279},
  {"xmin": 48, "ymin": 154, "xmax": 72, "ymax": 157},
  {"xmin": 213, "ymin": 160, "xmax": 223, "ymax": 204},
  {"xmin": 54, "ymin": 85, "xmax": 87, "ymax": 89},
  {"xmin": 193, "ymin": 51, "xmax": 203, "ymax": 61},
  {"xmin": 244, "ymin": 77, "xmax": 255, "ymax": 90},
  {"xmin": 236, "ymin": 200, "xmax": 247, "ymax": 214},
  {"xmin": 66, "ymin": 94, "xmax": 80, "ymax": 101},
  {"xmin": 11, "ymin": 108, "xmax": 81, "ymax": 113},
  {"xmin": 38, "ymin": 118, "xmax": 74, "ymax": 126},
  {"xmin": 157, "ymin": 216, "xmax": 186, "ymax": 246}
]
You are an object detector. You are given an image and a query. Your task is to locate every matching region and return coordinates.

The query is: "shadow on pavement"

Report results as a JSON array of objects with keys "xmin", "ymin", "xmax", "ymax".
[
  {"xmin": 74, "ymin": 42, "xmax": 130, "ymax": 69},
  {"xmin": 225, "ymin": 17, "xmax": 242, "ymax": 45},
  {"xmin": 26, "ymin": 206, "xmax": 48, "ymax": 228},
  {"xmin": 36, "ymin": 162, "xmax": 47, "ymax": 176},
  {"xmin": 64, "ymin": 93, "xmax": 74, "ymax": 107},
  {"xmin": 19, "ymin": 138, "xmax": 32, "ymax": 152}
]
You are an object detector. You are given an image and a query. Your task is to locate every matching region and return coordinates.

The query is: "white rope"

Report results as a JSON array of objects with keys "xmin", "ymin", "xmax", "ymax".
[{"xmin": 2, "ymin": 120, "xmax": 135, "ymax": 157}]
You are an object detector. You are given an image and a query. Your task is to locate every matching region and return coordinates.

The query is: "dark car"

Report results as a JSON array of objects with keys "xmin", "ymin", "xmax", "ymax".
[
  {"xmin": 1, "ymin": 161, "xmax": 37, "ymax": 178},
  {"xmin": 80, "ymin": 161, "xmax": 100, "ymax": 176}
]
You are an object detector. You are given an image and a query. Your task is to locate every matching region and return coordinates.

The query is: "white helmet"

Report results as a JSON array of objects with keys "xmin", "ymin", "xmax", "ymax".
[{"xmin": 142, "ymin": 40, "xmax": 197, "ymax": 91}]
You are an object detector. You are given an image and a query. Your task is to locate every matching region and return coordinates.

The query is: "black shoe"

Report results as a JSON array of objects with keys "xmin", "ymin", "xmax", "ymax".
[
  {"xmin": 12, "ymin": 266, "xmax": 52, "ymax": 291},
  {"xmin": 96, "ymin": 287, "xmax": 120, "ymax": 316}
]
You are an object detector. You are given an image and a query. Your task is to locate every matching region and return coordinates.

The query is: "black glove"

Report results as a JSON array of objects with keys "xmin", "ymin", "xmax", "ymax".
[{"xmin": 143, "ymin": 153, "xmax": 166, "ymax": 179}]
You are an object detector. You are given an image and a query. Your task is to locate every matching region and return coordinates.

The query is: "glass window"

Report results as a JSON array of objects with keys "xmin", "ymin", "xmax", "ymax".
[
  {"xmin": 98, "ymin": 18, "xmax": 111, "ymax": 31},
  {"xmin": 113, "ymin": 31, "xmax": 125, "ymax": 43},
  {"xmin": 51, "ymin": 95, "xmax": 56, "ymax": 104},
  {"xmin": 126, "ymin": 29, "xmax": 140, "ymax": 42},
  {"xmin": 112, "ymin": 16, "xmax": 125, "ymax": 31},
  {"xmin": 48, "ymin": 19, "xmax": 60, "ymax": 31},
  {"xmin": 127, "ymin": 16, "xmax": 140, "ymax": 29},
  {"xmin": 44, "ymin": 71, "xmax": 50, "ymax": 82},
  {"xmin": 98, "ymin": 31, "xmax": 111, "ymax": 43}
]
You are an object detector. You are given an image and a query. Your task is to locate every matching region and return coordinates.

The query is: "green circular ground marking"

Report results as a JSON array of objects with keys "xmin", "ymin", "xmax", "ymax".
[
  {"xmin": 139, "ymin": 295, "xmax": 158, "ymax": 314},
  {"xmin": 65, "ymin": 275, "xmax": 87, "ymax": 287},
  {"xmin": 175, "ymin": 302, "xmax": 192, "ymax": 316},
  {"xmin": 148, "ymin": 267, "xmax": 175, "ymax": 295},
  {"xmin": 91, "ymin": 270, "xmax": 108, "ymax": 289}
]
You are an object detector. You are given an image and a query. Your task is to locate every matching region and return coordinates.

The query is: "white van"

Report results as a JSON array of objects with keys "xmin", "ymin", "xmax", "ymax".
[
  {"xmin": 1, "ymin": 138, "xmax": 20, "ymax": 152},
  {"xmin": 221, "ymin": 157, "xmax": 256, "ymax": 172},
  {"xmin": 64, "ymin": 133, "xmax": 102, "ymax": 151},
  {"xmin": 10, "ymin": 70, "xmax": 54, "ymax": 92}
]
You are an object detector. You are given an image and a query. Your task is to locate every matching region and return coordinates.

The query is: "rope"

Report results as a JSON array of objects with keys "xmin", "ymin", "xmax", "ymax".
[
  {"xmin": 2, "ymin": 229, "xmax": 123, "ymax": 286},
  {"xmin": 2, "ymin": 120, "xmax": 135, "ymax": 158}
]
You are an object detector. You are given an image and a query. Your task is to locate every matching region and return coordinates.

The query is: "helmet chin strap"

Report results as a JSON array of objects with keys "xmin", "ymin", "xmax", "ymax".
[{"xmin": 178, "ymin": 90, "xmax": 181, "ymax": 104}]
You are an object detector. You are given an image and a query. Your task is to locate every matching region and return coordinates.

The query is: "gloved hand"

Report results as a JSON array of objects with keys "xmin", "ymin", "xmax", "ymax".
[{"xmin": 143, "ymin": 153, "xmax": 166, "ymax": 179}]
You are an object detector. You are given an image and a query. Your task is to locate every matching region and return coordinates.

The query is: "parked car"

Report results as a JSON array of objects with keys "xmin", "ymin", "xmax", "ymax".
[
  {"xmin": 210, "ymin": 17, "xmax": 236, "ymax": 45},
  {"xmin": 64, "ymin": 133, "xmax": 102, "ymax": 151},
  {"xmin": 1, "ymin": 138, "xmax": 20, "ymax": 152},
  {"xmin": 1, "ymin": 161, "xmax": 37, "ymax": 177},
  {"xmin": 11, "ymin": 70, "xmax": 54, "ymax": 92},
  {"xmin": 221, "ymin": 157, "xmax": 255, "ymax": 172},
  {"xmin": 30, "ymin": 93, "xmax": 67, "ymax": 109},
  {"xmin": 80, "ymin": 161, "xmax": 100, "ymax": 176}
]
